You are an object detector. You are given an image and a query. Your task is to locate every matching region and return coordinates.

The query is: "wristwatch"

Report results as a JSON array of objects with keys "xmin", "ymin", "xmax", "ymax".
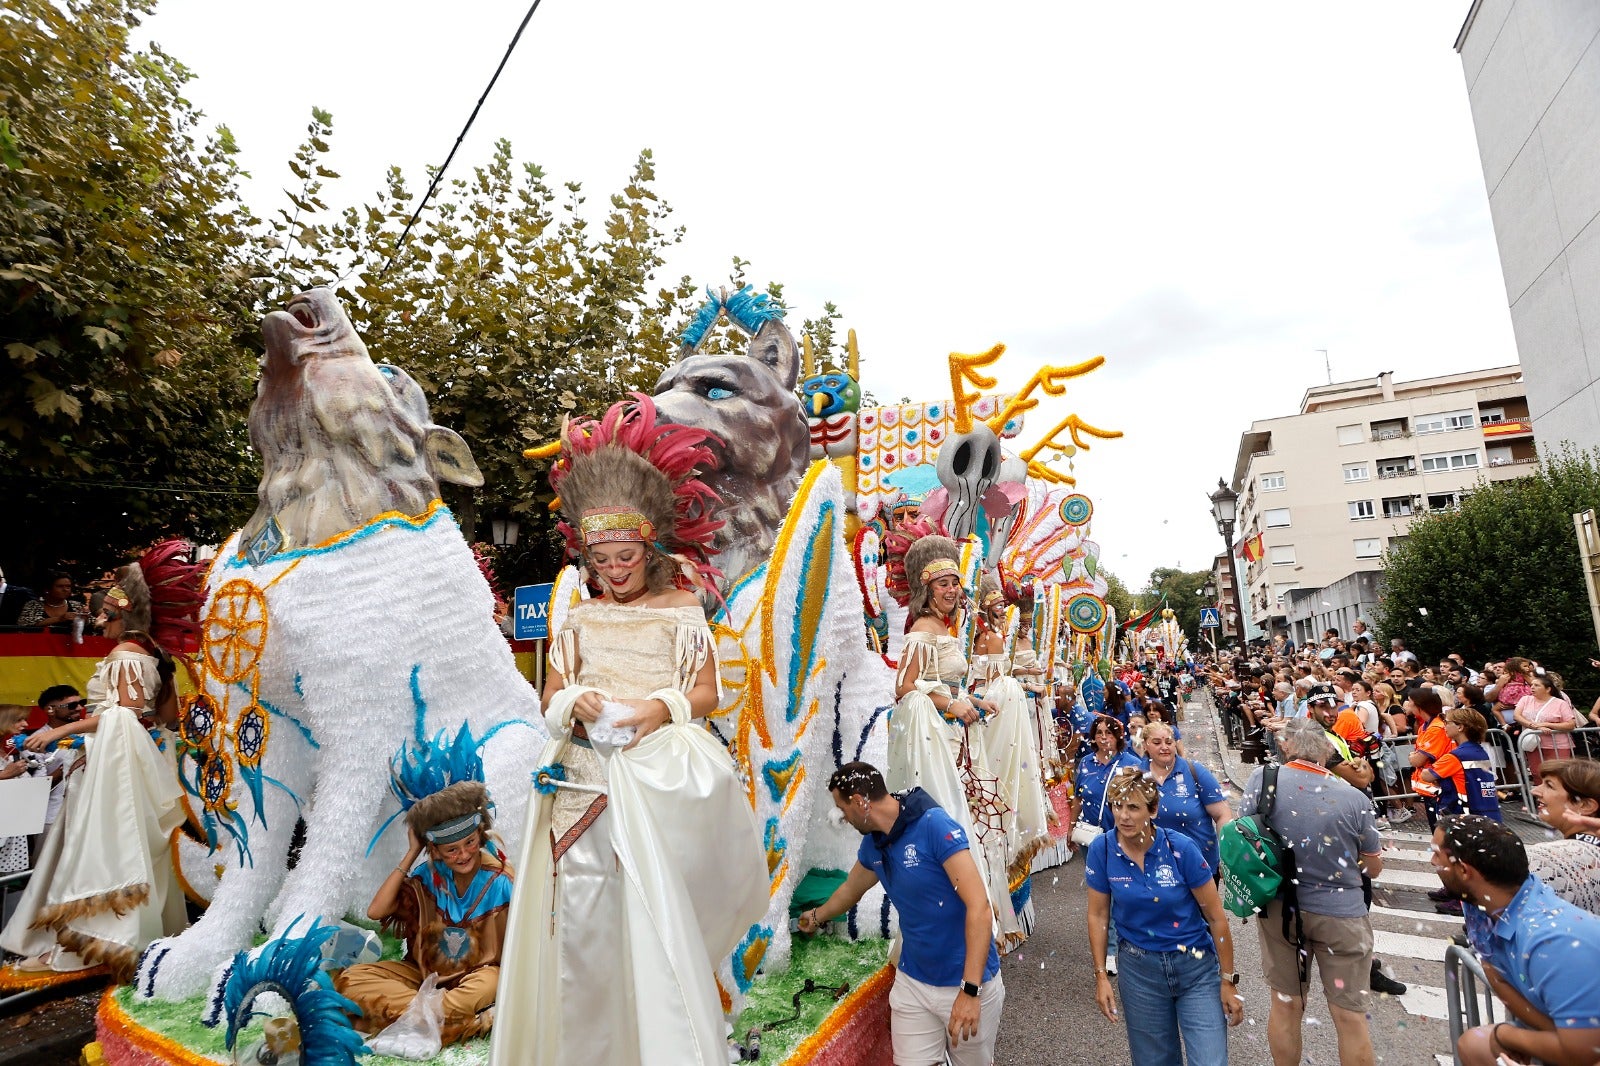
[
  {"xmin": 1223, "ymin": 972, "xmax": 1241, "ymax": 986},
  {"xmin": 960, "ymin": 980, "xmax": 981, "ymax": 998}
]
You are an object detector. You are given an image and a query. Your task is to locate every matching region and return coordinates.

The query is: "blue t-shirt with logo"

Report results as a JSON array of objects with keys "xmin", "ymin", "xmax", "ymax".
[
  {"xmin": 858, "ymin": 792, "xmax": 1002, "ymax": 987},
  {"xmin": 1085, "ymin": 827, "xmax": 1214, "ymax": 953},
  {"xmin": 1101, "ymin": 757, "xmax": 1227, "ymax": 873}
]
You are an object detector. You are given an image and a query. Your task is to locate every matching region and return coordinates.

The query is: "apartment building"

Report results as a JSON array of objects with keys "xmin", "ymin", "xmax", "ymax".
[
  {"xmin": 1455, "ymin": 2, "xmax": 1600, "ymax": 454},
  {"xmin": 1210, "ymin": 551, "xmax": 1243, "ymax": 644},
  {"xmin": 1229, "ymin": 366, "xmax": 1535, "ymax": 636}
]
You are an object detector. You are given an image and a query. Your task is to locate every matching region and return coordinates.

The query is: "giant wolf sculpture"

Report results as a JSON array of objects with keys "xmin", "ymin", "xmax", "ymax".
[
  {"xmin": 137, "ymin": 289, "xmax": 545, "ymax": 1000},
  {"xmin": 652, "ymin": 286, "xmax": 810, "ymax": 595}
]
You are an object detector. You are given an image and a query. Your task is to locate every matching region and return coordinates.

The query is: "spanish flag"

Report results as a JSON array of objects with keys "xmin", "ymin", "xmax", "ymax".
[
  {"xmin": 1236, "ymin": 533, "xmax": 1265, "ymax": 563},
  {"xmin": 0, "ymin": 634, "xmax": 117, "ymax": 728}
]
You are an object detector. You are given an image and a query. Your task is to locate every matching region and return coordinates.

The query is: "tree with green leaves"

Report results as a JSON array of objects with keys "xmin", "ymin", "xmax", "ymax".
[
  {"xmin": 0, "ymin": 0, "xmax": 266, "ymax": 579},
  {"xmin": 1138, "ymin": 566, "xmax": 1211, "ymax": 644},
  {"xmin": 1102, "ymin": 568, "xmax": 1138, "ymax": 627},
  {"xmin": 254, "ymin": 112, "xmax": 705, "ymax": 588},
  {"xmin": 1376, "ymin": 448, "xmax": 1600, "ymax": 707}
]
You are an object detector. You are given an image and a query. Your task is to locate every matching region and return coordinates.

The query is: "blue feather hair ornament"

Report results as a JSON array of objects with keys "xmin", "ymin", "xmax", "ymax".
[
  {"xmin": 218, "ymin": 916, "xmax": 367, "ymax": 1066},
  {"xmin": 678, "ymin": 287, "xmax": 723, "ymax": 350},
  {"xmin": 389, "ymin": 721, "xmax": 485, "ymax": 809},
  {"xmin": 722, "ymin": 283, "xmax": 785, "ymax": 334},
  {"xmin": 365, "ymin": 722, "xmax": 486, "ymax": 857}
]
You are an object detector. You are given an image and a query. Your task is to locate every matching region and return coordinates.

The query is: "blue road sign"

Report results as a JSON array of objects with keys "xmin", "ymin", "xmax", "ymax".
[
  {"xmin": 513, "ymin": 583, "xmax": 553, "ymax": 641},
  {"xmin": 1199, "ymin": 607, "xmax": 1222, "ymax": 629}
]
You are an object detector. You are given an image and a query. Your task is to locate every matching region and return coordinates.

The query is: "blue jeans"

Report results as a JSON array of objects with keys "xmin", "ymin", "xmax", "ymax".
[{"xmin": 1116, "ymin": 942, "xmax": 1228, "ymax": 1066}]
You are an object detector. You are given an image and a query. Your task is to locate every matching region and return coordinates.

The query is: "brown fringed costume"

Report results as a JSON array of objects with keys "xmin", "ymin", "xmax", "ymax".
[{"xmin": 335, "ymin": 782, "xmax": 513, "ymax": 1045}]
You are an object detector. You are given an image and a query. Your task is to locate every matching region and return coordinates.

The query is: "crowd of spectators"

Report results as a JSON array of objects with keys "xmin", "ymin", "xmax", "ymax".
[
  {"xmin": 1071, "ymin": 625, "xmax": 1600, "ymax": 1065},
  {"xmin": 0, "ymin": 562, "xmax": 117, "ymax": 634}
]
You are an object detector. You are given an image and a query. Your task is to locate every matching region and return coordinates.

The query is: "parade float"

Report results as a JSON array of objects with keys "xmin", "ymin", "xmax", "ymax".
[{"xmin": 15, "ymin": 285, "xmax": 1121, "ymax": 1066}]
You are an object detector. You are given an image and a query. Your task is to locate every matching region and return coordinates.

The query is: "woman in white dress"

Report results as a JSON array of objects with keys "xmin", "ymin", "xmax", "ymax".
[
  {"xmin": 491, "ymin": 397, "xmax": 767, "ymax": 1066},
  {"xmin": 884, "ymin": 533, "xmax": 1020, "ymax": 942},
  {"xmin": 969, "ymin": 581, "xmax": 1050, "ymax": 879},
  {"xmin": 3, "ymin": 552, "xmax": 195, "ymax": 980}
]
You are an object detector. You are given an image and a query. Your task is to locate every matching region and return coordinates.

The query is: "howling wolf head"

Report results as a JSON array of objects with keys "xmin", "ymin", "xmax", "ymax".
[{"xmin": 652, "ymin": 287, "xmax": 809, "ymax": 594}]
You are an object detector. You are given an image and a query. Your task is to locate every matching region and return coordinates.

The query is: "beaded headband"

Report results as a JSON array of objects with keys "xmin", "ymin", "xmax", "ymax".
[
  {"xmin": 919, "ymin": 560, "xmax": 960, "ymax": 584},
  {"xmin": 424, "ymin": 811, "xmax": 482, "ymax": 845},
  {"xmin": 104, "ymin": 586, "xmax": 132, "ymax": 611},
  {"xmin": 580, "ymin": 508, "xmax": 656, "ymax": 547},
  {"xmin": 980, "ymin": 590, "xmax": 1004, "ymax": 609}
]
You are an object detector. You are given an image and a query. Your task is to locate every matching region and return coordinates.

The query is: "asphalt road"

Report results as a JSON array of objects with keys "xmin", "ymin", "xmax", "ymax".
[{"xmin": 995, "ymin": 693, "xmax": 1465, "ymax": 1066}]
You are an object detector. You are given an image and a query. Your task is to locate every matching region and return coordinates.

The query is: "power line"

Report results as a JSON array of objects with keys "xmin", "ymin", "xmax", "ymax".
[
  {"xmin": 375, "ymin": 0, "xmax": 547, "ymax": 283},
  {"xmin": 0, "ymin": 474, "xmax": 256, "ymax": 497}
]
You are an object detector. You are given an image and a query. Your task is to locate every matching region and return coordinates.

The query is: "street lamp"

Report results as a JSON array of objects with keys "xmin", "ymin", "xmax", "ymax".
[
  {"xmin": 490, "ymin": 517, "xmax": 521, "ymax": 548},
  {"xmin": 1208, "ymin": 478, "xmax": 1247, "ymax": 650},
  {"xmin": 1202, "ymin": 578, "xmax": 1217, "ymax": 600}
]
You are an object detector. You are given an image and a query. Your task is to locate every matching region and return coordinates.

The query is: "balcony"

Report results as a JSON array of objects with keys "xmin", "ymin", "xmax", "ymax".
[
  {"xmin": 1371, "ymin": 423, "xmax": 1410, "ymax": 442},
  {"xmin": 1482, "ymin": 419, "xmax": 1533, "ymax": 440},
  {"xmin": 1377, "ymin": 467, "xmax": 1417, "ymax": 480}
]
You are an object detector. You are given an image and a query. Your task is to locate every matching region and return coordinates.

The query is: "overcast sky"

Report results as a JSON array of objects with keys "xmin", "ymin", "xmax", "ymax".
[{"xmin": 137, "ymin": 1, "xmax": 1512, "ymax": 592}]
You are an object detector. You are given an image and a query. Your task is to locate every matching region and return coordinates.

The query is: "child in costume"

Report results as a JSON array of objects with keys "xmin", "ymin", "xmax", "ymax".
[
  {"xmin": 490, "ymin": 395, "xmax": 767, "ymax": 1066},
  {"xmin": 336, "ymin": 781, "xmax": 511, "ymax": 1045}
]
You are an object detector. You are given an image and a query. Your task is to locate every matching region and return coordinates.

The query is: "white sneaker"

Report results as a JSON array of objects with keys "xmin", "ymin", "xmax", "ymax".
[
  {"xmin": 1105, "ymin": 954, "xmax": 1117, "ymax": 976},
  {"xmin": 1389, "ymin": 808, "xmax": 1414, "ymax": 825},
  {"xmin": 1374, "ymin": 817, "xmax": 1391, "ymax": 830}
]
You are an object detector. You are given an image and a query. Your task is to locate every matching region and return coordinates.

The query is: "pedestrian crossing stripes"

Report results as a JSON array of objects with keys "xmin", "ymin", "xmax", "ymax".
[
  {"xmin": 1370, "ymin": 903, "xmax": 1462, "ymax": 926},
  {"xmin": 1373, "ymin": 867, "xmax": 1442, "ymax": 890},
  {"xmin": 1373, "ymin": 928, "xmax": 1451, "ymax": 962}
]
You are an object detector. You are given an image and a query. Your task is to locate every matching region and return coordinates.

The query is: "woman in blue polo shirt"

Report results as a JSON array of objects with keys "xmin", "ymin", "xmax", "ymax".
[
  {"xmin": 1073, "ymin": 715, "xmax": 1141, "ymax": 974},
  {"xmin": 1104, "ymin": 722, "xmax": 1232, "ymax": 877},
  {"xmin": 1073, "ymin": 716, "xmax": 1139, "ymax": 830},
  {"xmin": 1087, "ymin": 768, "xmax": 1242, "ymax": 1065}
]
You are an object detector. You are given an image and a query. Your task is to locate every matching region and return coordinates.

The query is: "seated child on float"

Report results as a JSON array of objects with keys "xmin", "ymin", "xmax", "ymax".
[{"xmin": 335, "ymin": 781, "xmax": 512, "ymax": 1044}]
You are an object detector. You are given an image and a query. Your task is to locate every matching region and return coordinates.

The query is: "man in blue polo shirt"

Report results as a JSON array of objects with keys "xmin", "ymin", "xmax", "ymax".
[
  {"xmin": 798, "ymin": 761, "xmax": 1004, "ymax": 1066},
  {"xmin": 1432, "ymin": 815, "xmax": 1600, "ymax": 1066}
]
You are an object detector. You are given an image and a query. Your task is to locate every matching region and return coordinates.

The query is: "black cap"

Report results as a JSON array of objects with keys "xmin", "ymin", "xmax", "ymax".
[{"xmin": 1306, "ymin": 683, "xmax": 1338, "ymax": 706}]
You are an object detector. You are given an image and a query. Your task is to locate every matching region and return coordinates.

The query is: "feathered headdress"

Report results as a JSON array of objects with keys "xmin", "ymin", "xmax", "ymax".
[
  {"xmin": 885, "ymin": 520, "xmax": 963, "ymax": 630},
  {"xmin": 977, "ymin": 575, "xmax": 1005, "ymax": 620},
  {"xmin": 106, "ymin": 539, "xmax": 204, "ymax": 653},
  {"xmin": 214, "ymin": 916, "xmax": 367, "ymax": 1066},
  {"xmin": 550, "ymin": 393, "xmax": 724, "ymax": 598},
  {"xmin": 368, "ymin": 722, "xmax": 486, "ymax": 857},
  {"xmin": 882, "ymin": 517, "xmax": 939, "ymax": 608},
  {"xmin": 1002, "ymin": 568, "xmax": 1035, "ymax": 619}
]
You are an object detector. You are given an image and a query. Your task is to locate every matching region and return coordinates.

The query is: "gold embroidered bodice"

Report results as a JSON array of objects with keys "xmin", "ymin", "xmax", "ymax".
[
  {"xmin": 546, "ymin": 602, "xmax": 718, "ymax": 837},
  {"xmin": 548, "ymin": 602, "xmax": 714, "ymax": 700}
]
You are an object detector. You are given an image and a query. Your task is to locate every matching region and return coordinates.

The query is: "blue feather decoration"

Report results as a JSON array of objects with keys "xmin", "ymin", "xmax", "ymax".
[
  {"xmin": 367, "ymin": 722, "xmax": 487, "ymax": 857},
  {"xmin": 723, "ymin": 283, "xmax": 786, "ymax": 334},
  {"xmin": 219, "ymin": 916, "xmax": 367, "ymax": 1066},
  {"xmin": 389, "ymin": 722, "xmax": 485, "ymax": 809},
  {"xmin": 678, "ymin": 286, "xmax": 723, "ymax": 349}
]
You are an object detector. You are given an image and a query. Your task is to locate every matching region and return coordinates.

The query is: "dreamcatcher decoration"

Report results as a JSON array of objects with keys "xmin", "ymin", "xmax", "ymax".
[
  {"xmin": 183, "ymin": 570, "xmax": 289, "ymax": 861},
  {"xmin": 1059, "ymin": 493, "xmax": 1093, "ymax": 526},
  {"xmin": 958, "ymin": 731, "xmax": 1010, "ymax": 845}
]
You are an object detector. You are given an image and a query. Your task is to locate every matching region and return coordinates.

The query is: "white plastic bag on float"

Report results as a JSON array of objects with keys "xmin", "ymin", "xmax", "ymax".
[{"xmin": 366, "ymin": 973, "xmax": 445, "ymax": 1060}]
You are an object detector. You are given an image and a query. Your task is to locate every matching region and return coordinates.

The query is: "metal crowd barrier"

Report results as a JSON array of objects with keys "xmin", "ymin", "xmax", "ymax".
[
  {"xmin": 0, "ymin": 868, "xmax": 37, "ymax": 1010},
  {"xmin": 1444, "ymin": 944, "xmax": 1496, "ymax": 1065},
  {"xmin": 1486, "ymin": 724, "xmax": 1600, "ymax": 823},
  {"xmin": 1368, "ymin": 733, "xmax": 1423, "ymax": 805}
]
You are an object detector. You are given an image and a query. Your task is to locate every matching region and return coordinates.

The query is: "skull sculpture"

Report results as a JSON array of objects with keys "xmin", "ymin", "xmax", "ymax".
[{"xmin": 935, "ymin": 423, "xmax": 1001, "ymax": 541}]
